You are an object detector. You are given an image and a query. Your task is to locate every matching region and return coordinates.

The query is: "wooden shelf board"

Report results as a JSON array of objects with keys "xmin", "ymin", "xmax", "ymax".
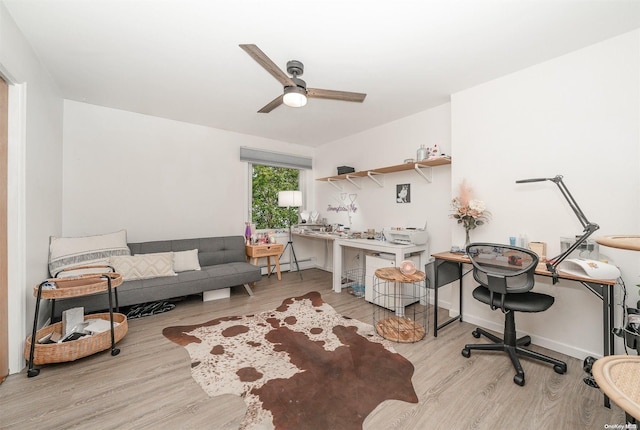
[{"xmin": 316, "ymin": 157, "xmax": 451, "ymax": 182}]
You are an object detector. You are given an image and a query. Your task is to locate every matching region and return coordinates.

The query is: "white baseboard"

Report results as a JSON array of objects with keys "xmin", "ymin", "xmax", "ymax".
[
  {"xmin": 454, "ymin": 312, "xmax": 600, "ymax": 360},
  {"xmin": 262, "ymin": 257, "xmax": 315, "ymax": 275}
]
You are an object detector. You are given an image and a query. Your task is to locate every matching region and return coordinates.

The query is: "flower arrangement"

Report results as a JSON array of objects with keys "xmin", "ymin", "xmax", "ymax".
[{"xmin": 451, "ymin": 180, "xmax": 490, "ymax": 245}]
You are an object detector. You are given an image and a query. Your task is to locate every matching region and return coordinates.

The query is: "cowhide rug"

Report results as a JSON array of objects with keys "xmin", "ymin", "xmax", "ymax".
[{"xmin": 162, "ymin": 291, "xmax": 418, "ymax": 430}]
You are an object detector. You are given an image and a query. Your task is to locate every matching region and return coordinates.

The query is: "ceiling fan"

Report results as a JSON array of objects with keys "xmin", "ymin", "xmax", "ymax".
[{"xmin": 240, "ymin": 44, "xmax": 367, "ymax": 113}]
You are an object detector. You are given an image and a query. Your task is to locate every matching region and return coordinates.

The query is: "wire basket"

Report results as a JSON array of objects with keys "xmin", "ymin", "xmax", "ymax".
[
  {"xmin": 372, "ymin": 268, "xmax": 429, "ymax": 342},
  {"xmin": 342, "ymin": 267, "xmax": 365, "ymax": 298}
]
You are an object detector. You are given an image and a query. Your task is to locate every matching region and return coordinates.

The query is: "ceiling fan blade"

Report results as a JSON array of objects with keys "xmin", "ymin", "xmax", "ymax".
[
  {"xmin": 258, "ymin": 94, "xmax": 284, "ymax": 113},
  {"xmin": 239, "ymin": 44, "xmax": 296, "ymax": 87},
  {"xmin": 307, "ymin": 88, "xmax": 367, "ymax": 103}
]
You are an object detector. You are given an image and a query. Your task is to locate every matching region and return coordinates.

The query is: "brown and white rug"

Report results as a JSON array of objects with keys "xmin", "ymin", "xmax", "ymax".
[{"xmin": 162, "ymin": 291, "xmax": 418, "ymax": 430}]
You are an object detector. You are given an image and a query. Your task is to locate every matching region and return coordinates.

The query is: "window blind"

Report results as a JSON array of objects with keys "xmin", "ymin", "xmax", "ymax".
[{"xmin": 240, "ymin": 147, "xmax": 312, "ymax": 169}]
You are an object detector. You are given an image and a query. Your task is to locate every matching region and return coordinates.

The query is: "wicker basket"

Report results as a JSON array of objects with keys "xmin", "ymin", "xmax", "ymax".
[
  {"xmin": 24, "ymin": 313, "xmax": 128, "ymax": 365},
  {"xmin": 35, "ymin": 269, "xmax": 123, "ymax": 300}
]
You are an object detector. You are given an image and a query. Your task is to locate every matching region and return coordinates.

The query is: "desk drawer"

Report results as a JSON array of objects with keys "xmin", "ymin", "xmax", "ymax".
[{"xmin": 247, "ymin": 244, "xmax": 283, "ymax": 257}]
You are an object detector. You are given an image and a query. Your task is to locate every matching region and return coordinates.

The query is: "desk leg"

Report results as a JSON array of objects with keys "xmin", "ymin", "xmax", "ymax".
[
  {"xmin": 332, "ymin": 241, "xmax": 342, "ymax": 292},
  {"xmin": 266, "ymin": 256, "xmax": 273, "ymax": 277},
  {"xmin": 433, "ymin": 261, "xmax": 464, "ymax": 337},
  {"xmin": 604, "ymin": 283, "xmax": 614, "ymax": 409},
  {"xmin": 275, "ymin": 256, "xmax": 282, "ymax": 281},
  {"xmin": 583, "ymin": 281, "xmax": 614, "ymax": 408},
  {"xmin": 434, "ymin": 269, "xmax": 439, "ymax": 337},
  {"xmin": 605, "ymin": 284, "xmax": 614, "ymax": 357},
  {"xmin": 457, "ymin": 263, "xmax": 463, "ymax": 323}
]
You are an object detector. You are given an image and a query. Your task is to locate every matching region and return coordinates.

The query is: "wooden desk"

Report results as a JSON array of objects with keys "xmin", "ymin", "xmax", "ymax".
[
  {"xmin": 246, "ymin": 243, "xmax": 284, "ymax": 281},
  {"xmin": 431, "ymin": 251, "xmax": 618, "ymax": 358},
  {"xmin": 332, "ymin": 238, "xmax": 428, "ymax": 293}
]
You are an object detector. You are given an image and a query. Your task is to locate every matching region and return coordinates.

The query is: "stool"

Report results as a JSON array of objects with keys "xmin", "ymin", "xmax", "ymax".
[
  {"xmin": 372, "ymin": 267, "xmax": 428, "ymax": 343},
  {"xmin": 593, "ymin": 355, "xmax": 640, "ymax": 423}
]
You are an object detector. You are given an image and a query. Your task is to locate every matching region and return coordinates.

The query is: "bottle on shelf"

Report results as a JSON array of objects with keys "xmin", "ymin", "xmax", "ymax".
[{"xmin": 417, "ymin": 144, "xmax": 428, "ymax": 161}]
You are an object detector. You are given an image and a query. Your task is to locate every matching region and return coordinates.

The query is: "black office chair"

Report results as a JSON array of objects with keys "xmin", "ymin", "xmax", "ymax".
[{"xmin": 461, "ymin": 243, "xmax": 567, "ymax": 386}]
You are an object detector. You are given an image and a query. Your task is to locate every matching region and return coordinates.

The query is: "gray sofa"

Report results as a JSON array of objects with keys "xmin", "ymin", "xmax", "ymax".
[{"xmin": 53, "ymin": 235, "xmax": 261, "ymax": 316}]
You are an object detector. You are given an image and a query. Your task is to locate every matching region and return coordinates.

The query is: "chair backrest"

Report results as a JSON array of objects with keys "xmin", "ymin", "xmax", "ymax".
[{"xmin": 466, "ymin": 243, "xmax": 539, "ymax": 310}]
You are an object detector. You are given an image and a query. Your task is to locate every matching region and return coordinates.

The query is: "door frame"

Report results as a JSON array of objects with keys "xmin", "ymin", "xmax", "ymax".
[{"xmin": 0, "ymin": 65, "xmax": 27, "ymax": 375}]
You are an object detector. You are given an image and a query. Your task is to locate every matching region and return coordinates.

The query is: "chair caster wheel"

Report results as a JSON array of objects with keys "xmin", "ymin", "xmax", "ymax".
[
  {"xmin": 461, "ymin": 348, "xmax": 471, "ymax": 358},
  {"xmin": 514, "ymin": 374, "xmax": 525, "ymax": 386},
  {"xmin": 111, "ymin": 348, "xmax": 120, "ymax": 356},
  {"xmin": 472, "ymin": 330, "xmax": 481, "ymax": 338},
  {"xmin": 27, "ymin": 368, "xmax": 40, "ymax": 377},
  {"xmin": 520, "ymin": 336, "xmax": 532, "ymax": 346},
  {"xmin": 554, "ymin": 363, "xmax": 567, "ymax": 374},
  {"xmin": 583, "ymin": 356, "xmax": 596, "ymax": 374}
]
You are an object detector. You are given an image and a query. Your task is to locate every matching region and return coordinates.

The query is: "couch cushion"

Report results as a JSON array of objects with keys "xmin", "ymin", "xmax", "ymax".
[
  {"xmin": 197, "ymin": 237, "xmax": 246, "ymax": 266},
  {"xmin": 128, "ymin": 236, "xmax": 247, "ymax": 267},
  {"xmin": 110, "ymin": 253, "xmax": 176, "ymax": 281},
  {"xmin": 173, "ymin": 249, "xmax": 201, "ymax": 272},
  {"xmin": 48, "ymin": 229, "xmax": 130, "ymax": 277},
  {"xmin": 203, "ymin": 261, "xmax": 261, "ymax": 287}
]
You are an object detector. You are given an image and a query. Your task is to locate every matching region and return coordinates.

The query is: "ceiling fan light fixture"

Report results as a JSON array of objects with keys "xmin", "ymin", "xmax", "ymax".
[{"xmin": 283, "ymin": 86, "xmax": 307, "ymax": 108}]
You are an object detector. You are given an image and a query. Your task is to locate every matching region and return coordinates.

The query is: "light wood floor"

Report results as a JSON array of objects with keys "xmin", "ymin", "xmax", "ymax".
[{"xmin": 0, "ymin": 269, "xmax": 625, "ymax": 429}]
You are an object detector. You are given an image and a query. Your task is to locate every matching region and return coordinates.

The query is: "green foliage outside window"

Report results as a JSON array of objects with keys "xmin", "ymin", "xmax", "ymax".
[{"xmin": 251, "ymin": 165, "xmax": 300, "ymax": 229}]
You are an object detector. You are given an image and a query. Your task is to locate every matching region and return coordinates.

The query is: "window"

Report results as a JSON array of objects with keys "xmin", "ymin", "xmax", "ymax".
[
  {"xmin": 240, "ymin": 147, "xmax": 311, "ymax": 230},
  {"xmin": 250, "ymin": 164, "xmax": 301, "ymax": 229}
]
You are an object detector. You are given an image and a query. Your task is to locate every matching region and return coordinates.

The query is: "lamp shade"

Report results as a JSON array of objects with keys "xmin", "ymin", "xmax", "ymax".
[{"xmin": 278, "ymin": 190, "xmax": 302, "ymax": 207}]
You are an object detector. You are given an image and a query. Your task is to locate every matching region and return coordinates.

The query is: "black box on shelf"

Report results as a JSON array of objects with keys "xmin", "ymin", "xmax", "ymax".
[{"xmin": 337, "ymin": 166, "xmax": 355, "ymax": 175}]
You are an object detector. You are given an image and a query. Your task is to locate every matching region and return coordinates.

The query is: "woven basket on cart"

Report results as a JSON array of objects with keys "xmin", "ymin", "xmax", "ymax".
[{"xmin": 24, "ymin": 312, "xmax": 128, "ymax": 365}]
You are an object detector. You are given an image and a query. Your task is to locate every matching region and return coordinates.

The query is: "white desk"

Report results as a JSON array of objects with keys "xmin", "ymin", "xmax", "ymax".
[{"xmin": 332, "ymin": 238, "xmax": 428, "ymax": 292}]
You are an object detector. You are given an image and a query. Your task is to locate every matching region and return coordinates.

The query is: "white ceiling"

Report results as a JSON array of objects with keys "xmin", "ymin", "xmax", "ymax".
[{"xmin": 4, "ymin": 0, "xmax": 640, "ymax": 147}]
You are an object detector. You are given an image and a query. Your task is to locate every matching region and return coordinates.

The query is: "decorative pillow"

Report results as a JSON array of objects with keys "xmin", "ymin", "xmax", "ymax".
[
  {"xmin": 110, "ymin": 252, "xmax": 176, "ymax": 281},
  {"xmin": 172, "ymin": 249, "xmax": 201, "ymax": 272},
  {"xmin": 49, "ymin": 229, "xmax": 130, "ymax": 277}
]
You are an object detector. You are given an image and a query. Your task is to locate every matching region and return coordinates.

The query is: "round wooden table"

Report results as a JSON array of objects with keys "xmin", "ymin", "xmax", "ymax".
[
  {"xmin": 593, "ymin": 355, "xmax": 640, "ymax": 422},
  {"xmin": 596, "ymin": 235, "xmax": 640, "ymax": 251},
  {"xmin": 373, "ymin": 267, "xmax": 427, "ymax": 343}
]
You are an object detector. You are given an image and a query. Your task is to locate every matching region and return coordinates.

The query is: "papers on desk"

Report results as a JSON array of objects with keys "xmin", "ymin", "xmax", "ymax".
[{"xmin": 476, "ymin": 253, "xmax": 508, "ymax": 262}]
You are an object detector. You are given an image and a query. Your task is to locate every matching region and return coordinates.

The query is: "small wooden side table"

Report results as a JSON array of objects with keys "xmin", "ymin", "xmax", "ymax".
[
  {"xmin": 246, "ymin": 243, "xmax": 284, "ymax": 281},
  {"xmin": 373, "ymin": 267, "xmax": 427, "ymax": 343}
]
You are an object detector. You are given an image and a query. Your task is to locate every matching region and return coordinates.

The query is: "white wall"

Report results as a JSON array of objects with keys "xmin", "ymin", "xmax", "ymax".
[
  {"xmin": 450, "ymin": 30, "xmax": 640, "ymax": 359},
  {"xmin": 1, "ymin": 3, "xmax": 64, "ymax": 374},
  {"xmin": 313, "ymin": 103, "xmax": 452, "ymax": 275},
  {"xmin": 63, "ymin": 101, "xmax": 315, "ymax": 241}
]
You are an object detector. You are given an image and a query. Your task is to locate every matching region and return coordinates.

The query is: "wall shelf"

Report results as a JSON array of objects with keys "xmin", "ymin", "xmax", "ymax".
[{"xmin": 316, "ymin": 157, "xmax": 451, "ymax": 187}]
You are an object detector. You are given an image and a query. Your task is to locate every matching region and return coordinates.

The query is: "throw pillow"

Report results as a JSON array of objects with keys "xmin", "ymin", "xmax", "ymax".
[
  {"xmin": 172, "ymin": 249, "xmax": 201, "ymax": 272},
  {"xmin": 110, "ymin": 252, "xmax": 176, "ymax": 281},
  {"xmin": 49, "ymin": 229, "xmax": 130, "ymax": 277}
]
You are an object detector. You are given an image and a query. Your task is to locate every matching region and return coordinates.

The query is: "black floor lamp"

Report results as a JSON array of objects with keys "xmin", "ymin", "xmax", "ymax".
[{"xmin": 278, "ymin": 190, "xmax": 303, "ymax": 280}]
